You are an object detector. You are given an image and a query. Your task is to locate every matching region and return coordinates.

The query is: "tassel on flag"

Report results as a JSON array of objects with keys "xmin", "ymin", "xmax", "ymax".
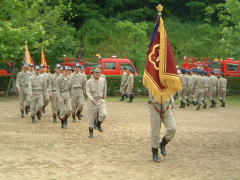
[
  {"xmin": 23, "ymin": 41, "xmax": 34, "ymax": 65},
  {"xmin": 143, "ymin": 5, "xmax": 181, "ymax": 103}
]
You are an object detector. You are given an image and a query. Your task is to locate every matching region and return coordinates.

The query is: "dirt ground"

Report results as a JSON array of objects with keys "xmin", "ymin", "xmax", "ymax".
[{"xmin": 0, "ymin": 97, "xmax": 240, "ymax": 180}]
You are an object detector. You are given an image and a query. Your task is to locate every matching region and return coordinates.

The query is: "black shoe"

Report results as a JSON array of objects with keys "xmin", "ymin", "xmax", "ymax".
[
  {"xmin": 88, "ymin": 127, "xmax": 94, "ymax": 138},
  {"xmin": 152, "ymin": 148, "xmax": 160, "ymax": 162},
  {"xmin": 36, "ymin": 111, "xmax": 41, "ymax": 120},
  {"xmin": 210, "ymin": 100, "xmax": 214, "ymax": 107},
  {"xmin": 159, "ymin": 137, "xmax": 169, "ymax": 156},
  {"xmin": 53, "ymin": 113, "xmax": 57, "ymax": 123},
  {"xmin": 64, "ymin": 115, "xmax": 68, "ymax": 126},
  {"xmin": 31, "ymin": 115, "xmax": 36, "ymax": 123},
  {"xmin": 96, "ymin": 120, "xmax": 104, "ymax": 132},
  {"xmin": 21, "ymin": 110, "xmax": 24, "ymax": 118},
  {"xmin": 72, "ymin": 112, "xmax": 76, "ymax": 122},
  {"xmin": 213, "ymin": 101, "xmax": 217, "ymax": 107},
  {"xmin": 222, "ymin": 101, "xmax": 225, "ymax": 107}
]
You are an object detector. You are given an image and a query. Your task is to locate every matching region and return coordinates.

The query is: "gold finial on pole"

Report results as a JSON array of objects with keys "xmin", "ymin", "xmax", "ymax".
[{"xmin": 156, "ymin": 4, "xmax": 163, "ymax": 15}]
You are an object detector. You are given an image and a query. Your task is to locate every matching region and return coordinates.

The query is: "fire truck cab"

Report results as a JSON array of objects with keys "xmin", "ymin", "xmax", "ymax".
[
  {"xmin": 0, "ymin": 60, "xmax": 13, "ymax": 76},
  {"xmin": 220, "ymin": 58, "xmax": 240, "ymax": 77}
]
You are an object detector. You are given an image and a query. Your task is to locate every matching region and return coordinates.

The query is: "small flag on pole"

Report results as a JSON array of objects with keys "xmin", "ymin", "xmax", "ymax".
[
  {"xmin": 143, "ymin": 5, "xmax": 181, "ymax": 103},
  {"xmin": 41, "ymin": 48, "xmax": 48, "ymax": 72},
  {"xmin": 23, "ymin": 41, "xmax": 34, "ymax": 65}
]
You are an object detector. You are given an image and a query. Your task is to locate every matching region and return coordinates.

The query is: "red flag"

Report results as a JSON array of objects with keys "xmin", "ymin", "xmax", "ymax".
[
  {"xmin": 23, "ymin": 41, "xmax": 34, "ymax": 65},
  {"xmin": 143, "ymin": 5, "xmax": 181, "ymax": 103},
  {"xmin": 41, "ymin": 48, "xmax": 48, "ymax": 72}
]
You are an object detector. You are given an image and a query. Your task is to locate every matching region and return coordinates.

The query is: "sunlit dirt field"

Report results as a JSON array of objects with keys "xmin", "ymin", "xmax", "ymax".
[{"xmin": 0, "ymin": 97, "xmax": 240, "ymax": 180}]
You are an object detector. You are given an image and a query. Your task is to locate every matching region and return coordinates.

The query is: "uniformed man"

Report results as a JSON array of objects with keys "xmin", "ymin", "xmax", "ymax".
[
  {"xmin": 203, "ymin": 71, "xmax": 210, "ymax": 108},
  {"xmin": 119, "ymin": 67, "xmax": 128, "ymax": 101},
  {"xmin": 126, "ymin": 70, "xmax": 134, "ymax": 102},
  {"xmin": 56, "ymin": 66, "xmax": 73, "ymax": 128},
  {"xmin": 40, "ymin": 64, "xmax": 50, "ymax": 113},
  {"xmin": 149, "ymin": 92, "xmax": 176, "ymax": 162},
  {"xmin": 191, "ymin": 70, "xmax": 205, "ymax": 110},
  {"xmin": 28, "ymin": 64, "xmax": 34, "ymax": 76},
  {"xmin": 16, "ymin": 64, "xmax": 30, "ymax": 118},
  {"xmin": 49, "ymin": 64, "xmax": 62, "ymax": 123},
  {"xmin": 178, "ymin": 68, "xmax": 188, "ymax": 108},
  {"xmin": 218, "ymin": 72, "xmax": 227, "ymax": 107},
  {"xmin": 28, "ymin": 65, "xmax": 45, "ymax": 123},
  {"xmin": 86, "ymin": 67, "xmax": 107, "ymax": 138},
  {"xmin": 209, "ymin": 71, "xmax": 219, "ymax": 107},
  {"xmin": 71, "ymin": 63, "xmax": 86, "ymax": 122}
]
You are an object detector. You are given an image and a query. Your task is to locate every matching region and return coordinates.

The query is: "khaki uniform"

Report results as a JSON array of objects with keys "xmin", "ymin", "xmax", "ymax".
[
  {"xmin": 56, "ymin": 75, "xmax": 73, "ymax": 118},
  {"xmin": 16, "ymin": 71, "xmax": 30, "ymax": 111},
  {"xmin": 41, "ymin": 72, "xmax": 50, "ymax": 107},
  {"xmin": 209, "ymin": 75, "xmax": 218, "ymax": 101},
  {"xmin": 149, "ymin": 93, "xmax": 176, "ymax": 148},
  {"xmin": 49, "ymin": 73, "xmax": 61, "ymax": 114},
  {"xmin": 119, "ymin": 71, "xmax": 128, "ymax": 95},
  {"xmin": 203, "ymin": 76, "xmax": 210, "ymax": 103},
  {"xmin": 126, "ymin": 74, "xmax": 134, "ymax": 96},
  {"xmin": 192, "ymin": 75, "xmax": 205, "ymax": 104},
  {"xmin": 218, "ymin": 77, "xmax": 227, "ymax": 102},
  {"xmin": 86, "ymin": 77, "xmax": 107, "ymax": 128},
  {"xmin": 178, "ymin": 74, "xmax": 188, "ymax": 103},
  {"xmin": 71, "ymin": 72, "xmax": 87, "ymax": 113},
  {"xmin": 28, "ymin": 74, "xmax": 44, "ymax": 116}
]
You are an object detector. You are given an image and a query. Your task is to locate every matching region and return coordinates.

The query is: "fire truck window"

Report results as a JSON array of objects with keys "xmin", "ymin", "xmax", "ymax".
[
  {"xmin": 227, "ymin": 64, "xmax": 238, "ymax": 71},
  {"xmin": 120, "ymin": 63, "xmax": 134, "ymax": 72},
  {"xmin": 104, "ymin": 62, "xmax": 116, "ymax": 70}
]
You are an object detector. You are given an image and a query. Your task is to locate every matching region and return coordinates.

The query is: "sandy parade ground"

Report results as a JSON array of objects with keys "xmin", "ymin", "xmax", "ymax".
[{"xmin": 0, "ymin": 96, "xmax": 240, "ymax": 180}]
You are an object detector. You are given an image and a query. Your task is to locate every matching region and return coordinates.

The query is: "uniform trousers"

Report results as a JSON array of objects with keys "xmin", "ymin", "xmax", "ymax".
[
  {"xmin": 150, "ymin": 104, "xmax": 176, "ymax": 148},
  {"xmin": 58, "ymin": 92, "xmax": 72, "ymax": 118},
  {"xmin": 30, "ymin": 94, "xmax": 43, "ymax": 115}
]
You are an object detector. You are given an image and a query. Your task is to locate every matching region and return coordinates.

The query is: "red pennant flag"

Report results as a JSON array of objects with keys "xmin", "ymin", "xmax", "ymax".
[
  {"xmin": 143, "ymin": 5, "xmax": 181, "ymax": 103},
  {"xmin": 23, "ymin": 41, "xmax": 34, "ymax": 65}
]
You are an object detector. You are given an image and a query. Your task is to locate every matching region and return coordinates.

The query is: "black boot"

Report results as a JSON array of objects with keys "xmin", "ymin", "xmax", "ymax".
[
  {"xmin": 53, "ymin": 113, "xmax": 57, "ymax": 123},
  {"xmin": 222, "ymin": 101, "xmax": 225, "ymax": 107},
  {"xmin": 128, "ymin": 95, "xmax": 134, "ymax": 102},
  {"xmin": 76, "ymin": 110, "xmax": 81, "ymax": 120},
  {"xmin": 213, "ymin": 100, "xmax": 217, "ymax": 107},
  {"xmin": 120, "ymin": 95, "xmax": 124, "ymax": 101},
  {"xmin": 210, "ymin": 100, "xmax": 214, "ymax": 107},
  {"xmin": 42, "ymin": 105, "xmax": 46, "ymax": 113},
  {"xmin": 60, "ymin": 119, "xmax": 65, "ymax": 128},
  {"xmin": 25, "ymin": 106, "xmax": 30, "ymax": 115},
  {"xmin": 196, "ymin": 103, "xmax": 201, "ymax": 111},
  {"xmin": 182, "ymin": 101, "xmax": 185, "ymax": 108},
  {"xmin": 179, "ymin": 100, "xmax": 183, "ymax": 108},
  {"xmin": 36, "ymin": 111, "xmax": 41, "ymax": 120},
  {"xmin": 152, "ymin": 148, "xmax": 160, "ymax": 162},
  {"xmin": 96, "ymin": 120, "xmax": 104, "ymax": 132},
  {"xmin": 159, "ymin": 137, "xmax": 169, "ymax": 156},
  {"xmin": 64, "ymin": 115, "xmax": 68, "ymax": 126},
  {"xmin": 31, "ymin": 114, "xmax": 36, "ymax": 123},
  {"xmin": 89, "ymin": 127, "xmax": 94, "ymax": 138},
  {"xmin": 203, "ymin": 101, "xmax": 207, "ymax": 109},
  {"xmin": 72, "ymin": 112, "xmax": 76, "ymax": 122},
  {"xmin": 21, "ymin": 110, "xmax": 24, "ymax": 118}
]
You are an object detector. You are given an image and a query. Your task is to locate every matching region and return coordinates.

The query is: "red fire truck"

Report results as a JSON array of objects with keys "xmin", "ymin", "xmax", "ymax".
[
  {"xmin": 61, "ymin": 56, "xmax": 137, "ymax": 76},
  {"xmin": 0, "ymin": 60, "xmax": 14, "ymax": 76},
  {"xmin": 181, "ymin": 57, "xmax": 240, "ymax": 77}
]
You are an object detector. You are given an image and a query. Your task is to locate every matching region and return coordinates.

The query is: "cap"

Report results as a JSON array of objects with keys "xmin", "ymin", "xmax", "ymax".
[
  {"xmin": 75, "ymin": 63, "xmax": 81, "ymax": 67},
  {"xmin": 210, "ymin": 71, "xmax": 214, "ymax": 75},
  {"xmin": 35, "ymin": 65, "xmax": 40, "ymax": 70},
  {"xmin": 22, "ymin": 64, "xmax": 28, "ymax": 68},
  {"xmin": 93, "ymin": 67, "xmax": 101, "ymax": 73},
  {"xmin": 55, "ymin": 64, "xmax": 61, "ymax": 69},
  {"xmin": 29, "ymin": 63, "xmax": 34, "ymax": 67},
  {"xmin": 40, "ymin": 64, "xmax": 45, "ymax": 68},
  {"xmin": 219, "ymin": 72, "xmax": 224, "ymax": 76},
  {"xmin": 63, "ymin": 66, "xmax": 69, "ymax": 71},
  {"xmin": 180, "ymin": 68, "xmax": 186, "ymax": 74}
]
